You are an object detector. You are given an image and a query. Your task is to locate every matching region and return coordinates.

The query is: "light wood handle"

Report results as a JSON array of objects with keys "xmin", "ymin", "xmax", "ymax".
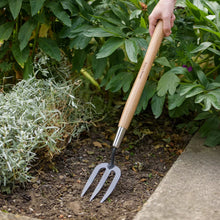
[{"xmin": 118, "ymin": 20, "xmax": 164, "ymax": 129}]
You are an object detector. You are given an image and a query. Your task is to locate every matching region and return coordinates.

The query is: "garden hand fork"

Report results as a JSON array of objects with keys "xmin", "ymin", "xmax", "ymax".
[{"xmin": 81, "ymin": 20, "xmax": 164, "ymax": 203}]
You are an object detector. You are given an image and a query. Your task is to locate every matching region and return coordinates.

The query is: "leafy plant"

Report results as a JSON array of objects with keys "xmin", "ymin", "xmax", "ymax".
[
  {"xmin": 155, "ymin": 0, "xmax": 220, "ymax": 146},
  {"xmin": 0, "ymin": 0, "xmax": 78, "ymax": 85},
  {"xmin": 0, "ymin": 76, "xmax": 94, "ymax": 193}
]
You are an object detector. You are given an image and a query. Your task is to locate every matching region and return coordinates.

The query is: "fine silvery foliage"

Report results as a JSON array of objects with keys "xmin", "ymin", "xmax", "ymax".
[{"xmin": 0, "ymin": 77, "xmax": 93, "ymax": 192}]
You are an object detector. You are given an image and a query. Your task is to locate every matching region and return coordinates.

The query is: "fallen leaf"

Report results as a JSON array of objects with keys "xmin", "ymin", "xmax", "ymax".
[
  {"xmin": 154, "ymin": 144, "xmax": 163, "ymax": 149},
  {"xmin": 132, "ymin": 167, "xmax": 137, "ymax": 172},
  {"xmin": 93, "ymin": 141, "xmax": 102, "ymax": 148},
  {"xmin": 102, "ymin": 142, "xmax": 111, "ymax": 148},
  {"xmin": 86, "ymin": 150, "xmax": 94, "ymax": 155},
  {"xmin": 142, "ymin": 129, "xmax": 153, "ymax": 135},
  {"xmin": 89, "ymin": 163, "xmax": 96, "ymax": 168}
]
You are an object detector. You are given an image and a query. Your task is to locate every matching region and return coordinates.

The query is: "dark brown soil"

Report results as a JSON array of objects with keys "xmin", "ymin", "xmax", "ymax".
[{"xmin": 0, "ymin": 111, "xmax": 191, "ymax": 220}]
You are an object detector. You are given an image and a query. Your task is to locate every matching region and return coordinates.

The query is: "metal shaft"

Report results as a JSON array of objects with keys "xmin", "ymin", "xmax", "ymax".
[
  {"xmin": 112, "ymin": 127, "xmax": 126, "ymax": 148},
  {"xmin": 108, "ymin": 147, "xmax": 116, "ymax": 169}
]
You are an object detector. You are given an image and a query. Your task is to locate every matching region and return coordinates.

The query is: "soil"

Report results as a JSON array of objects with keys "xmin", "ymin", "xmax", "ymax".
[{"xmin": 0, "ymin": 110, "xmax": 192, "ymax": 220}]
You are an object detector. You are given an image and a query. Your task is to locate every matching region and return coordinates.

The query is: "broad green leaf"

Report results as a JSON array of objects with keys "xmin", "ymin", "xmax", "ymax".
[
  {"xmin": 83, "ymin": 28, "xmax": 114, "ymax": 37},
  {"xmin": 100, "ymin": 63, "xmax": 126, "ymax": 87},
  {"xmin": 185, "ymin": 87, "xmax": 204, "ymax": 98},
  {"xmin": 134, "ymin": 38, "xmax": 148, "ymax": 57},
  {"xmin": 130, "ymin": 10, "xmax": 142, "ymax": 20},
  {"xmin": 191, "ymin": 42, "xmax": 213, "ymax": 53},
  {"xmin": 194, "ymin": 25, "xmax": 220, "ymax": 38},
  {"xmin": 209, "ymin": 89, "xmax": 220, "ymax": 102},
  {"xmin": 0, "ymin": 0, "xmax": 8, "ymax": 8},
  {"xmin": 69, "ymin": 36, "xmax": 91, "ymax": 50},
  {"xmin": 101, "ymin": 21, "xmax": 127, "ymax": 38},
  {"xmin": 157, "ymin": 72, "xmax": 180, "ymax": 96},
  {"xmin": 180, "ymin": 84, "xmax": 201, "ymax": 96},
  {"xmin": 125, "ymin": 39, "xmax": 139, "ymax": 63},
  {"xmin": 97, "ymin": 38, "xmax": 124, "ymax": 59},
  {"xmin": 72, "ymin": 49, "xmax": 87, "ymax": 72},
  {"xmin": 199, "ymin": 116, "xmax": 220, "ymax": 137},
  {"xmin": 60, "ymin": 0, "xmax": 77, "ymax": 15},
  {"xmin": 155, "ymin": 57, "xmax": 171, "ymax": 68},
  {"xmin": 197, "ymin": 70, "xmax": 208, "ymax": 87},
  {"xmin": 169, "ymin": 100, "xmax": 191, "ymax": 118},
  {"xmin": 122, "ymin": 73, "xmax": 134, "ymax": 92},
  {"xmin": 92, "ymin": 15, "xmax": 127, "ymax": 28},
  {"xmin": 206, "ymin": 82, "xmax": 220, "ymax": 90},
  {"xmin": 30, "ymin": 0, "xmax": 45, "ymax": 16},
  {"xmin": 186, "ymin": 0, "xmax": 208, "ymax": 21},
  {"xmin": 110, "ymin": 5, "xmax": 129, "ymax": 25},
  {"xmin": 38, "ymin": 38, "xmax": 61, "ymax": 61},
  {"xmin": 168, "ymin": 66, "xmax": 189, "ymax": 75},
  {"xmin": 168, "ymin": 93, "xmax": 186, "ymax": 110},
  {"xmin": 105, "ymin": 72, "xmax": 133, "ymax": 92},
  {"xmin": 46, "ymin": 2, "xmax": 71, "ymax": 27},
  {"xmin": 140, "ymin": 17, "xmax": 146, "ymax": 28},
  {"xmin": 18, "ymin": 19, "xmax": 36, "ymax": 51},
  {"xmin": 129, "ymin": 0, "xmax": 140, "ymax": 8},
  {"xmin": 136, "ymin": 81, "xmax": 157, "ymax": 114},
  {"xmin": 151, "ymin": 94, "xmax": 165, "ymax": 119},
  {"xmin": 204, "ymin": 130, "xmax": 220, "ymax": 147},
  {"xmin": 0, "ymin": 22, "xmax": 14, "ymax": 41},
  {"xmin": 23, "ymin": 57, "xmax": 33, "ymax": 79},
  {"xmin": 69, "ymin": 24, "xmax": 92, "ymax": 36},
  {"xmin": 194, "ymin": 112, "xmax": 212, "ymax": 120},
  {"xmin": 92, "ymin": 57, "xmax": 107, "ymax": 79},
  {"xmin": 208, "ymin": 48, "xmax": 220, "ymax": 56},
  {"xmin": 195, "ymin": 93, "xmax": 220, "ymax": 111},
  {"xmin": 133, "ymin": 27, "xmax": 148, "ymax": 35},
  {"xmin": 75, "ymin": 0, "xmax": 83, "ymax": 8},
  {"xmin": 12, "ymin": 43, "xmax": 29, "ymax": 68},
  {"xmin": 8, "ymin": 0, "xmax": 22, "ymax": 19},
  {"xmin": 0, "ymin": 62, "xmax": 12, "ymax": 72},
  {"xmin": 204, "ymin": 1, "xmax": 220, "ymax": 18}
]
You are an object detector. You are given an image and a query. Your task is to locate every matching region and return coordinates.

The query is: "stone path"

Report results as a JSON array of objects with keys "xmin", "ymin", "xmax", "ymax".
[{"xmin": 134, "ymin": 133, "xmax": 220, "ymax": 220}]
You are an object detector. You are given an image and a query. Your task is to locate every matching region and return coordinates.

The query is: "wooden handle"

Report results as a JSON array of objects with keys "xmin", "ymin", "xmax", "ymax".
[{"xmin": 118, "ymin": 20, "xmax": 164, "ymax": 129}]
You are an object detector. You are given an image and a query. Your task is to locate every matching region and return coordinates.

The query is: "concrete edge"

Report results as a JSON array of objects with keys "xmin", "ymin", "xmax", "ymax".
[{"xmin": 133, "ymin": 132, "xmax": 220, "ymax": 220}]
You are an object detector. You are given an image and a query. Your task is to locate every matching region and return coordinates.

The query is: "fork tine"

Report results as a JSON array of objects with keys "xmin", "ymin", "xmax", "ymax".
[
  {"xmin": 100, "ymin": 166, "xmax": 121, "ymax": 203},
  {"xmin": 90, "ymin": 166, "xmax": 110, "ymax": 201},
  {"xmin": 81, "ymin": 163, "xmax": 108, "ymax": 197}
]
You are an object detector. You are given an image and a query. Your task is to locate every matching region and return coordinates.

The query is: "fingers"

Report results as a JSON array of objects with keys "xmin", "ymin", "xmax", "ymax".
[
  {"xmin": 148, "ymin": 0, "xmax": 176, "ymax": 37},
  {"xmin": 149, "ymin": 13, "xmax": 176, "ymax": 37},
  {"xmin": 162, "ymin": 16, "xmax": 172, "ymax": 37}
]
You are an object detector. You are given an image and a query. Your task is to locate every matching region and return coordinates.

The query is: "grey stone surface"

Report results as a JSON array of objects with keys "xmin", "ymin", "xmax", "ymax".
[
  {"xmin": 134, "ymin": 133, "xmax": 220, "ymax": 220},
  {"xmin": 0, "ymin": 211, "xmax": 40, "ymax": 220}
]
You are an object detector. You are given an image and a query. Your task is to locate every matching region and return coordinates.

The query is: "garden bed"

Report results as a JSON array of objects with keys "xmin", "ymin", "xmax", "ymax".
[{"xmin": 0, "ymin": 111, "xmax": 191, "ymax": 220}]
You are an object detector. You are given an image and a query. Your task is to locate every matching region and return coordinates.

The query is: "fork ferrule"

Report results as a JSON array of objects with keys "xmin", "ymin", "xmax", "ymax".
[{"xmin": 112, "ymin": 127, "xmax": 126, "ymax": 148}]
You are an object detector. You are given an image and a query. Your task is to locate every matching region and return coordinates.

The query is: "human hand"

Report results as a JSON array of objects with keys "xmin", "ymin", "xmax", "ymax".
[{"xmin": 148, "ymin": 0, "xmax": 176, "ymax": 37}]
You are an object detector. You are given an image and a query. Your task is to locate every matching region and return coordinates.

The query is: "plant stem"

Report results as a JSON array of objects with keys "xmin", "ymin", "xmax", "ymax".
[
  {"xmin": 31, "ymin": 22, "xmax": 40, "ymax": 61},
  {"xmin": 206, "ymin": 64, "xmax": 220, "ymax": 77},
  {"xmin": 80, "ymin": 68, "xmax": 100, "ymax": 89},
  {"xmin": 13, "ymin": 15, "xmax": 19, "ymax": 42}
]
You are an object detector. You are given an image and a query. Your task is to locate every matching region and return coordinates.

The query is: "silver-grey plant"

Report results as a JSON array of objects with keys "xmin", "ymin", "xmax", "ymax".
[{"xmin": 0, "ymin": 77, "xmax": 94, "ymax": 193}]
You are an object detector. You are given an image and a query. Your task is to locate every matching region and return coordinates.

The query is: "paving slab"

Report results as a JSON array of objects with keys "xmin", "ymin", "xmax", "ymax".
[
  {"xmin": 0, "ymin": 211, "xmax": 40, "ymax": 220},
  {"xmin": 134, "ymin": 132, "xmax": 220, "ymax": 220}
]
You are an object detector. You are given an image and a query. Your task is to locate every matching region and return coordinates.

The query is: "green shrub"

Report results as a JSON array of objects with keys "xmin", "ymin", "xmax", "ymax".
[{"xmin": 0, "ymin": 77, "xmax": 94, "ymax": 193}]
